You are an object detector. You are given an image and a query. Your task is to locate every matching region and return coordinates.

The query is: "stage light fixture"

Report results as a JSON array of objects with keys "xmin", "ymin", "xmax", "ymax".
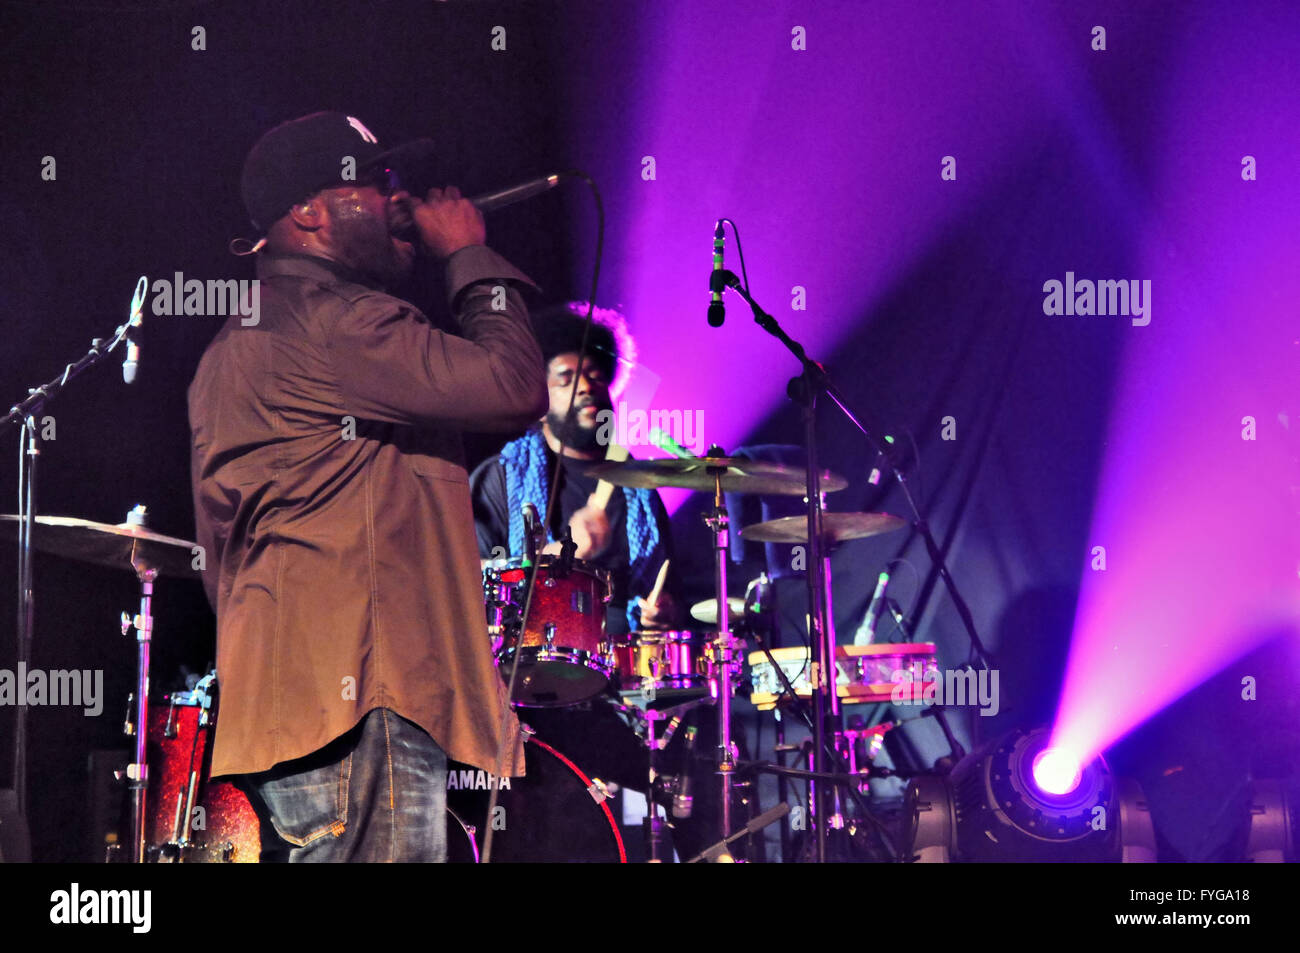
[
  {"xmin": 902, "ymin": 725, "xmax": 1156, "ymax": 862},
  {"xmin": 1241, "ymin": 780, "xmax": 1295, "ymax": 863}
]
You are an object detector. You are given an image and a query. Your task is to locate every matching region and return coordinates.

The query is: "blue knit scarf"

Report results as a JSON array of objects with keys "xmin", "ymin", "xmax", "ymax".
[{"xmin": 499, "ymin": 428, "xmax": 662, "ymax": 630}]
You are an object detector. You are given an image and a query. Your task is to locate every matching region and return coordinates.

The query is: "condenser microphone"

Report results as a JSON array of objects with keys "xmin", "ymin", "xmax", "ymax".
[
  {"xmin": 852, "ymin": 571, "xmax": 891, "ymax": 645},
  {"xmin": 707, "ymin": 221, "xmax": 726, "ymax": 327},
  {"xmin": 122, "ymin": 275, "xmax": 147, "ymax": 384},
  {"xmin": 521, "ymin": 503, "xmax": 542, "ymax": 567},
  {"xmin": 122, "ymin": 339, "xmax": 140, "ymax": 385}
]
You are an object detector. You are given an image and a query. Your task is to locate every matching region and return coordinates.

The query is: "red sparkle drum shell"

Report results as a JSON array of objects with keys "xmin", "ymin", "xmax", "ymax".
[
  {"xmin": 484, "ymin": 557, "xmax": 614, "ymax": 707},
  {"xmin": 146, "ymin": 691, "xmax": 260, "ymax": 863},
  {"xmin": 445, "ymin": 734, "xmax": 627, "ymax": 863}
]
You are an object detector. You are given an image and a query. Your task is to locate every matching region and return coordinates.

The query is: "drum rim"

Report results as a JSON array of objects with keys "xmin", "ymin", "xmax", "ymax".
[
  {"xmin": 447, "ymin": 734, "xmax": 627, "ymax": 863},
  {"xmin": 497, "ymin": 645, "xmax": 616, "ymax": 676},
  {"xmin": 485, "ymin": 554, "xmax": 614, "ymax": 591},
  {"xmin": 748, "ymin": 642, "xmax": 937, "ymax": 666},
  {"xmin": 616, "ymin": 629, "xmax": 718, "ymax": 647}
]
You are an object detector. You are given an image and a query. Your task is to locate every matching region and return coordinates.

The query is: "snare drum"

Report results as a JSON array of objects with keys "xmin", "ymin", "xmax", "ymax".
[
  {"xmin": 747, "ymin": 643, "xmax": 938, "ymax": 711},
  {"xmin": 613, "ymin": 630, "xmax": 716, "ymax": 704},
  {"xmin": 484, "ymin": 556, "xmax": 613, "ymax": 707}
]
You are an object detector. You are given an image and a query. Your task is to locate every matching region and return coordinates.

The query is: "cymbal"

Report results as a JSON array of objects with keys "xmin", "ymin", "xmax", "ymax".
[
  {"xmin": 584, "ymin": 457, "xmax": 847, "ymax": 496},
  {"xmin": 0, "ymin": 515, "xmax": 200, "ymax": 578},
  {"xmin": 689, "ymin": 597, "xmax": 746, "ymax": 625},
  {"xmin": 740, "ymin": 512, "xmax": 906, "ymax": 545}
]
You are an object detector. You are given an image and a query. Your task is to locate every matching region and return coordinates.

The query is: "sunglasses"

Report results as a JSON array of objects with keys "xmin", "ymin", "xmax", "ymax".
[{"xmin": 356, "ymin": 165, "xmax": 401, "ymax": 196}]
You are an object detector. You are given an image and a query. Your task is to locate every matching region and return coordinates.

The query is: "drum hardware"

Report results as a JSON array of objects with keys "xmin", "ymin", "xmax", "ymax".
[
  {"xmin": 839, "ymin": 721, "xmax": 894, "ymax": 794},
  {"xmin": 685, "ymin": 802, "xmax": 790, "ymax": 863},
  {"xmin": 700, "ymin": 447, "xmax": 741, "ymax": 848},
  {"xmin": 589, "ymin": 447, "xmax": 856, "ymax": 857},
  {"xmin": 744, "ymin": 758, "xmax": 902, "ymax": 862},
  {"xmin": 121, "ymin": 506, "xmax": 162, "ymax": 864},
  {"xmin": 707, "ymin": 260, "xmax": 954, "ymax": 862},
  {"xmin": 0, "ymin": 505, "xmax": 203, "ymax": 863},
  {"xmin": 642, "ymin": 709, "xmax": 670, "ymax": 862},
  {"xmin": 483, "ymin": 555, "xmax": 614, "ymax": 707},
  {"xmin": 446, "ymin": 806, "xmax": 480, "ymax": 863}
]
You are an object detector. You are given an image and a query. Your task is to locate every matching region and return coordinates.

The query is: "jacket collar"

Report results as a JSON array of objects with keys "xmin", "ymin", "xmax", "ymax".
[{"xmin": 255, "ymin": 252, "xmax": 387, "ymax": 292}]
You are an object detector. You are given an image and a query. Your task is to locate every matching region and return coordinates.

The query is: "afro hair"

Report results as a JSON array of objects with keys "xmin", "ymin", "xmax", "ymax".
[{"xmin": 531, "ymin": 301, "xmax": 637, "ymax": 398}]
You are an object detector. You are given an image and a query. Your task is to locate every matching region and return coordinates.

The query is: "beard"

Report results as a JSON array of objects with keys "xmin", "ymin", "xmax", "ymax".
[
  {"xmin": 546, "ymin": 403, "xmax": 607, "ymax": 453},
  {"xmin": 324, "ymin": 194, "xmax": 413, "ymax": 290}
]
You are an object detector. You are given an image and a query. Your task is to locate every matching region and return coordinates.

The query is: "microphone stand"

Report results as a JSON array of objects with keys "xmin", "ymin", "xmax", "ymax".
[
  {"xmin": 2, "ymin": 281, "xmax": 145, "ymax": 861},
  {"xmin": 717, "ymin": 268, "xmax": 994, "ymax": 860}
]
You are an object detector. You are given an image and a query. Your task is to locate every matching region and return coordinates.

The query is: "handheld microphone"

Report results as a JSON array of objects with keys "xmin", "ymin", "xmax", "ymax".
[
  {"xmin": 707, "ymin": 220, "xmax": 726, "ymax": 327},
  {"xmin": 852, "ymin": 570, "xmax": 891, "ymax": 645},
  {"xmin": 467, "ymin": 173, "xmax": 562, "ymax": 213}
]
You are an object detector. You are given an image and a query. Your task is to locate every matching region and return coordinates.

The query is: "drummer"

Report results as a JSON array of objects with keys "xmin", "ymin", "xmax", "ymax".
[{"xmin": 469, "ymin": 302, "xmax": 682, "ymax": 636}]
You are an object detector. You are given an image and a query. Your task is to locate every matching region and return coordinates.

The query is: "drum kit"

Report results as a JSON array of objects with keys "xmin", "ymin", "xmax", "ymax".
[
  {"xmin": 0, "ymin": 444, "xmax": 941, "ymax": 863},
  {"xmin": 474, "ymin": 449, "xmax": 942, "ymax": 862}
]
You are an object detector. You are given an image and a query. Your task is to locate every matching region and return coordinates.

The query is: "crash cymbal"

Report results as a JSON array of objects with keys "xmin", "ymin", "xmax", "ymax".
[
  {"xmin": 584, "ymin": 457, "xmax": 847, "ymax": 496},
  {"xmin": 689, "ymin": 597, "xmax": 746, "ymax": 625},
  {"xmin": 740, "ymin": 512, "xmax": 906, "ymax": 545},
  {"xmin": 0, "ymin": 514, "xmax": 200, "ymax": 578}
]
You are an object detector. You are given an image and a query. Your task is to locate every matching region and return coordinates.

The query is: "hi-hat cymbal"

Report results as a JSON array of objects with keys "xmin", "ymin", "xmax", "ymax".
[
  {"xmin": 689, "ymin": 597, "xmax": 746, "ymax": 625},
  {"xmin": 740, "ymin": 512, "xmax": 906, "ymax": 545},
  {"xmin": 0, "ymin": 515, "xmax": 200, "ymax": 578},
  {"xmin": 584, "ymin": 457, "xmax": 847, "ymax": 496}
]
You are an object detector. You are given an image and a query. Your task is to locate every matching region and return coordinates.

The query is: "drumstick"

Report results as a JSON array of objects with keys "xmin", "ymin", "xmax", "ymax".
[
  {"xmin": 589, "ymin": 442, "xmax": 629, "ymax": 512},
  {"xmin": 646, "ymin": 559, "xmax": 671, "ymax": 609}
]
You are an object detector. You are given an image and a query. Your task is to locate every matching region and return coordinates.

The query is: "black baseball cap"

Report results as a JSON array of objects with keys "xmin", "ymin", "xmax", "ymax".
[{"xmin": 239, "ymin": 111, "xmax": 437, "ymax": 232}]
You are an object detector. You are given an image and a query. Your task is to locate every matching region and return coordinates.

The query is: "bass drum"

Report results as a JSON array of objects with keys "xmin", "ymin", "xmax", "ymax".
[{"xmin": 446, "ymin": 734, "xmax": 627, "ymax": 863}]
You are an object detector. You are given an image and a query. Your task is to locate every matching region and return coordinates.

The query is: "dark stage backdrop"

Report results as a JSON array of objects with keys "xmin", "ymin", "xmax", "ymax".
[{"xmin": 0, "ymin": 0, "xmax": 1295, "ymax": 862}]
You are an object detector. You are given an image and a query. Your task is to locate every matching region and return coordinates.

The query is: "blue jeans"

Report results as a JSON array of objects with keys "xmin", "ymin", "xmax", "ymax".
[{"xmin": 241, "ymin": 707, "xmax": 447, "ymax": 862}]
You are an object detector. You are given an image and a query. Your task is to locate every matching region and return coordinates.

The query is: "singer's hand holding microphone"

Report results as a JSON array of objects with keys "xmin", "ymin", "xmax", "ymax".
[
  {"xmin": 403, "ymin": 186, "xmax": 486, "ymax": 260},
  {"xmin": 395, "ymin": 171, "xmax": 565, "ymax": 260}
]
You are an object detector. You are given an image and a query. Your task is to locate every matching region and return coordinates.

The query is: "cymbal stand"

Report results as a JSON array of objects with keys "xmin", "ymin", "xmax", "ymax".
[
  {"xmin": 717, "ymin": 269, "xmax": 907, "ymax": 861},
  {"xmin": 702, "ymin": 450, "xmax": 741, "ymax": 854},
  {"xmin": 119, "ymin": 515, "xmax": 162, "ymax": 864},
  {"xmin": 643, "ymin": 708, "xmax": 668, "ymax": 862}
]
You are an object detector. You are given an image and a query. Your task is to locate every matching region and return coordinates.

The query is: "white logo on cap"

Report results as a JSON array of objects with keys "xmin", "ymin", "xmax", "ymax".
[{"xmin": 346, "ymin": 116, "xmax": 378, "ymax": 144}]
